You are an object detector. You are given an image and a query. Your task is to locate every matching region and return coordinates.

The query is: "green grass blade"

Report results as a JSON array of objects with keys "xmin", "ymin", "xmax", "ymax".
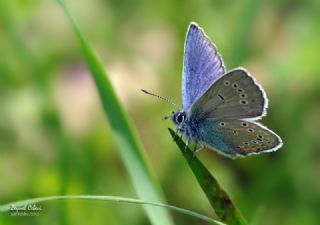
[
  {"xmin": 55, "ymin": 1, "xmax": 174, "ymax": 225},
  {"xmin": 0, "ymin": 195, "xmax": 226, "ymax": 225},
  {"xmin": 169, "ymin": 128, "xmax": 248, "ymax": 225}
]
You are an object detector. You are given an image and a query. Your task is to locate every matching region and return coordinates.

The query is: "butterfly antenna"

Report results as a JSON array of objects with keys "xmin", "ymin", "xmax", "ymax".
[{"xmin": 141, "ymin": 89, "xmax": 179, "ymax": 109}]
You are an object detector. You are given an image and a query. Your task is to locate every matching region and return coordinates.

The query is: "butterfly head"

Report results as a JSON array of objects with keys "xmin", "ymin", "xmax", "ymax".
[{"xmin": 172, "ymin": 111, "xmax": 187, "ymax": 126}]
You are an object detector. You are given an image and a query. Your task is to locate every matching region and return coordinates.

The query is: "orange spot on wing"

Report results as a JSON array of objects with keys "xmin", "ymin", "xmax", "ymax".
[{"xmin": 250, "ymin": 145, "xmax": 261, "ymax": 151}]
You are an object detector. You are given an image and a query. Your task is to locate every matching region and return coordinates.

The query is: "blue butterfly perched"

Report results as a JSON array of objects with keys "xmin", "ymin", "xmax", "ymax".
[{"xmin": 142, "ymin": 22, "xmax": 283, "ymax": 158}]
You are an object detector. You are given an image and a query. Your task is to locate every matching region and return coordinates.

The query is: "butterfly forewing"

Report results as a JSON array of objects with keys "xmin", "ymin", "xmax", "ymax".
[
  {"xmin": 190, "ymin": 68, "xmax": 267, "ymax": 120},
  {"xmin": 182, "ymin": 23, "xmax": 225, "ymax": 111},
  {"xmin": 198, "ymin": 119, "xmax": 282, "ymax": 158}
]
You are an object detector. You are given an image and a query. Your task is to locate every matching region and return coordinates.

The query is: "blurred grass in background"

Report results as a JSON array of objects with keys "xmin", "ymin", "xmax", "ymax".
[{"xmin": 0, "ymin": 0, "xmax": 319, "ymax": 224}]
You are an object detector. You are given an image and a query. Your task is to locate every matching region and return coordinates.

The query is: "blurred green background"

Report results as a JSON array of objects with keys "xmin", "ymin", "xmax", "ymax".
[{"xmin": 1, "ymin": 0, "xmax": 320, "ymax": 224}]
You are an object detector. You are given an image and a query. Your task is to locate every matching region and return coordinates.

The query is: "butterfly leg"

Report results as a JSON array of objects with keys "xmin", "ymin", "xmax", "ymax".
[
  {"xmin": 172, "ymin": 128, "xmax": 179, "ymax": 142},
  {"xmin": 195, "ymin": 142, "xmax": 204, "ymax": 153},
  {"xmin": 184, "ymin": 138, "xmax": 190, "ymax": 152},
  {"xmin": 190, "ymin": 142, "xmax": 204, "ymax": 162}
]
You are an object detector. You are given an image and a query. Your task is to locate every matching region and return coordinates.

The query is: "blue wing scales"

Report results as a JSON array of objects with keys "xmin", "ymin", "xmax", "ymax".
[{"xmin": 182, "ymin": 23, "xmax": 225, "ymax": 111}]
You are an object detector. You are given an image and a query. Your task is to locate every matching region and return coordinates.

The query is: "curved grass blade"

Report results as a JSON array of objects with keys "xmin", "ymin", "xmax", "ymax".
[
  {"xmin": 0, "ymin": 195, "xmax": 226, "ymax": 225},
  {"xmin": 55, "ymin": 1, "xmax": 174, "ymax": 225},
  {"xmin": 169, "ymin": 128, "xmax": 248, "ymax": 225}
]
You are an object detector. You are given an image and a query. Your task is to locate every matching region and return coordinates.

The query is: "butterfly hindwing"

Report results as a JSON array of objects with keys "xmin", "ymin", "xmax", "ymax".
[
  {"xmin": 190, "ymin": 68, "xmax": 267, "ymax": 120},
  {"xmin": 198, "ymin": 119, "xmax": 283, "ymax": 158},
  {"xmin": 182, "ymin": 22, "xmax": 225, "ymax": 111}
]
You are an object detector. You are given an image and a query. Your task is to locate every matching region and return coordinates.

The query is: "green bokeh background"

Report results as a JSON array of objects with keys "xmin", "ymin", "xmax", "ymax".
[{"xmin": 1, "ymin": 0, "xmax": 319, "ymax": 224}]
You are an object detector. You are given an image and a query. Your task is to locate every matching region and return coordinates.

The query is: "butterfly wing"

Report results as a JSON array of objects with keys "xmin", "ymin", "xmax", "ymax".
[
  {"xmin": 182, "ymin": 22, "xmax": 225, "ymax": 111},
  {"xmin": 198, "ymin": 119, "xmax": 283, "ymax": 158},
  {"xmin": 181, "ymin": 24, "xmax": 282, "ymax": 158},
  {"xmin": 190, "ymin": 68, "xmax": 267, "ymax": 120}
]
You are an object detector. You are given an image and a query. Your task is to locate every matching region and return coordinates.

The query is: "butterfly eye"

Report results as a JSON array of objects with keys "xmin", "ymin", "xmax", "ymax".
[
  {"xmin": 219, "ymin": 122, "xmax": 226, "ymax": 126},
  {"xmin": 175, "ymin": 112, "xmax": 186, "ymax": 124}
]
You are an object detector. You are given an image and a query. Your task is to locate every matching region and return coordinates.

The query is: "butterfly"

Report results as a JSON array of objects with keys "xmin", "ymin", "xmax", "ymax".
[{"xmin": 142, "ymin": 22, "xmax": 283, "ymax": 158}]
